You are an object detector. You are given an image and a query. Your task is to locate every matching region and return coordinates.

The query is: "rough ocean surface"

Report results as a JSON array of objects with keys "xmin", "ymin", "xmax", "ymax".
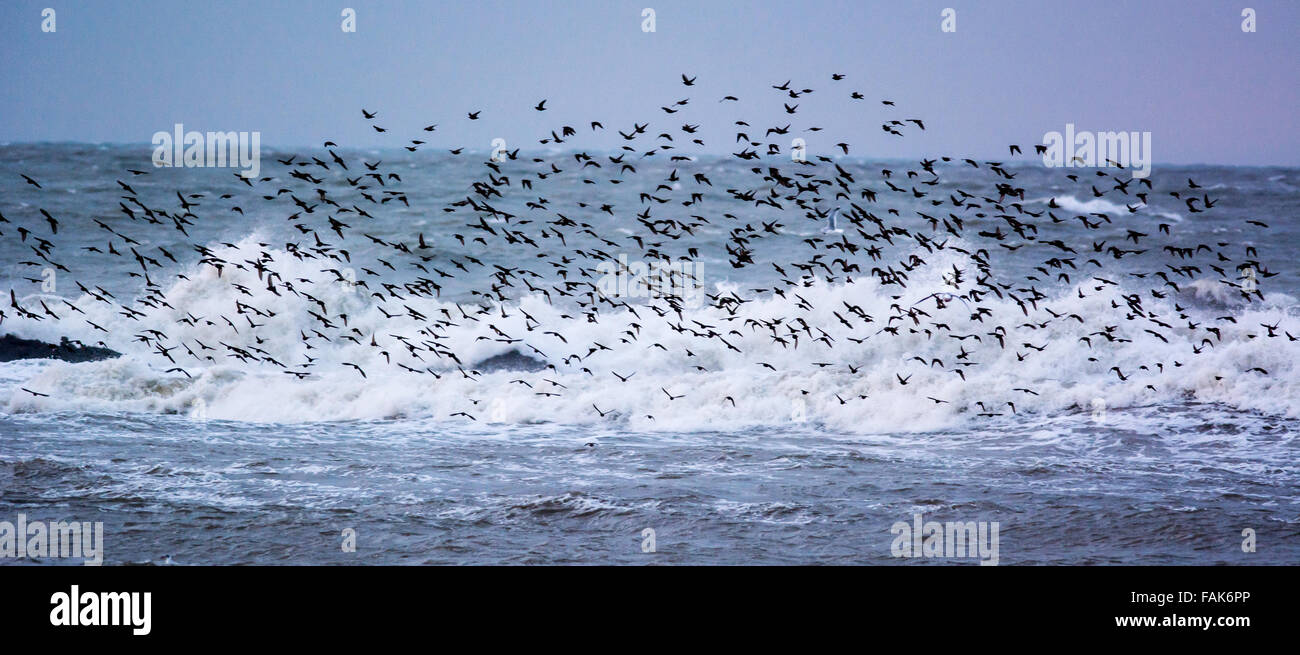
[{"xmin": 0, "ymin": 144, "xmax": 1297, "ymax": 564}]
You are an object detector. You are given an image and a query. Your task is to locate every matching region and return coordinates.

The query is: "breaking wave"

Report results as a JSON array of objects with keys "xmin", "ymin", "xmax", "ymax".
[{"xmin": 5, "ymin": 235, "xmax": 1297, "ymax": 431}]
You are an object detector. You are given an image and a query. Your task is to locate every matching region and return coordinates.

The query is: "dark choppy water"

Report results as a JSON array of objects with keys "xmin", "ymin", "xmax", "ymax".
[
  {"xmin": 1, "ymin": 145, "xmax": 1298, "ymax": 564},
  {"xmin": 1, "ymin": 402, "xmax": 1296, "ymax": 564}
]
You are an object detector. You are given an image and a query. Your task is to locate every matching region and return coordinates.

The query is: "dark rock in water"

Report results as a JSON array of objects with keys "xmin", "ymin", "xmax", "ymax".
[
  {"xmin": 0, "ymin": 334, "xmax": 121, "ymax": 363},
  {"xmin": 472, "ymin": 349, "xmax": 547, "ymax": 373}
]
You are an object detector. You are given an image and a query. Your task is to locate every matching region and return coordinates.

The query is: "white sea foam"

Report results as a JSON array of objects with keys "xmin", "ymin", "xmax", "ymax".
[
  {"xmin": 1030, "ymin": 194, "xmax": 1185, "ymax": 224},
  {"xmin": 3, "ymin": 235, "xmax": 1298, "ymax": 431}
]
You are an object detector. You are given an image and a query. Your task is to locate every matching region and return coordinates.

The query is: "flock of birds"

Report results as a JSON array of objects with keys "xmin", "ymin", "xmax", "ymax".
[{"xmin": 2, "ymin": 72, "xmax": 1291, "ymax": 423}]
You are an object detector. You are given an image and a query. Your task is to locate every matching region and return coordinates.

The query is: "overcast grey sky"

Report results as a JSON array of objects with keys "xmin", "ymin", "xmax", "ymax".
[{"xmin": 1, "ymin": 0, "xmax": 1296, "ymax": 164}]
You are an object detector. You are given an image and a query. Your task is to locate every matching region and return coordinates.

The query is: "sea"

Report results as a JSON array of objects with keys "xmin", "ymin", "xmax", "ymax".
[{"xmin": 1, "ymin": 143, "xmax": 1297, "ymax": 564}]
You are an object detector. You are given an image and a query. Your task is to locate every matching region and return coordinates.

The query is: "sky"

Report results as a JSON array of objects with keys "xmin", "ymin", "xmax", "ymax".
[{"xmin": 1, "ymin": 0, "xmax": 1297, "ymax": 165}]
